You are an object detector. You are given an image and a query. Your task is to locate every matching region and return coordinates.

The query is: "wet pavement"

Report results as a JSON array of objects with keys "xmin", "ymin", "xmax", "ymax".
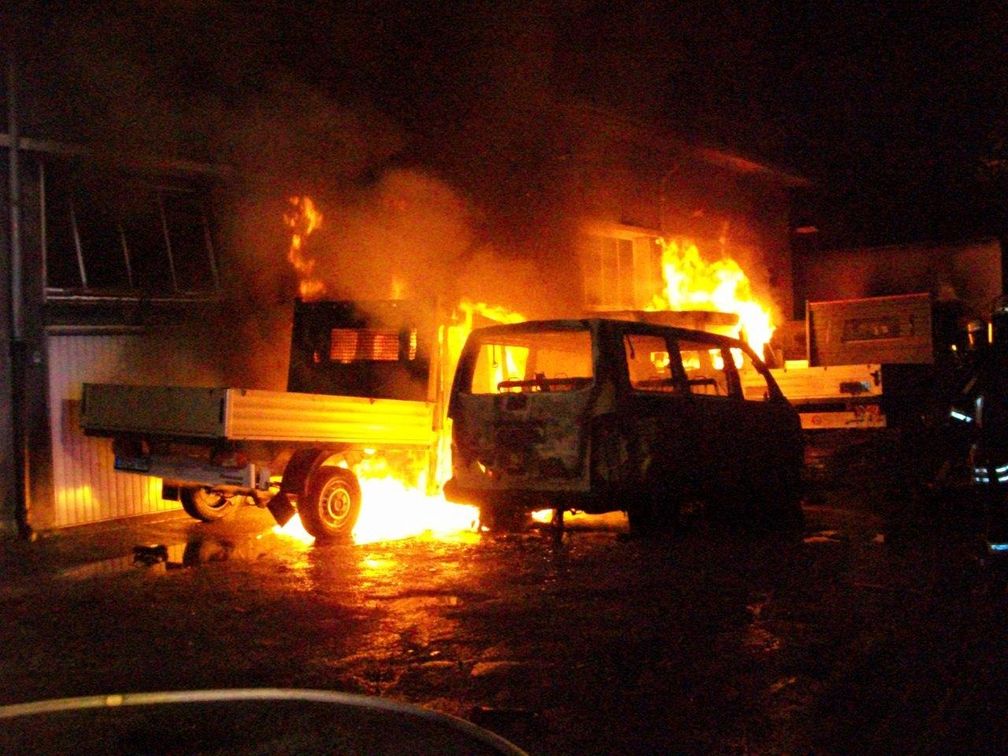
[{"xmin": 3, "ymin": 432, "xmax": 1008, "ymax": 753}]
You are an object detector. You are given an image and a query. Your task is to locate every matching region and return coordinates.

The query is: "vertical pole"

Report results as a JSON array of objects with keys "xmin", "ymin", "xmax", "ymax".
[
  {"xmin": 8, "ymin": 54, "xmax": 21, "ymax": 340},
  {"xmin": 0, "ymin": 48, "xmax": 12, "ymax": 538},
  {"xmin": 7, "ymin": 47, "xmax": 31, "ymax": 538}
]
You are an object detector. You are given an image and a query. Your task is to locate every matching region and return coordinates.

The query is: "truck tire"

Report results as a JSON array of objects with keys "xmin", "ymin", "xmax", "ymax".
[
  {"xmin": 179, "ymin": 487, "xmax": 236, "ymax": 522},
  {"xmin": 298, "ymin": 467, "xmax": 361, "ymax": 541}
]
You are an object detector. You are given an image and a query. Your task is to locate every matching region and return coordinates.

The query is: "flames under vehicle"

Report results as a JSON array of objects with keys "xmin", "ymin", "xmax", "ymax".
[{"xmin": 443, "ymin": 318, "xmax": 805, "ymax": 531}]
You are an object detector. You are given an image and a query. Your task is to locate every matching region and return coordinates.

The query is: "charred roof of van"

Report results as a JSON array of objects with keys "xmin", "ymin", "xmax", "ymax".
[{"xmin": 464, "ymin": 317, "xmax": 752, "ymax": 350}]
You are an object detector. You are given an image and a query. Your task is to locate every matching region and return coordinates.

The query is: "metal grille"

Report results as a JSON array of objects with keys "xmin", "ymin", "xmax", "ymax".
[{"xmin": 329, "ymin": 328, "xmax": 416, "ymax": 363}]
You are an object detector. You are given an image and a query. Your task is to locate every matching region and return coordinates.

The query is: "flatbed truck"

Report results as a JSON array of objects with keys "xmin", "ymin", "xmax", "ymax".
[{"xmin": 81, "ymin": 299, "xmax": 454, "ymax": 540}]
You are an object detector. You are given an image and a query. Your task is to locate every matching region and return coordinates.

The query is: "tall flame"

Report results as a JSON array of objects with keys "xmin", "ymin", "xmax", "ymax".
[
  {"xmin": 284, "ymin": 196, "xmax": 326, "ymax": 299},
  {"xmin": 648, "ymin": 238, "xmax": 775, "ymax": 356},
  {"xmin": 276, "ymin": 196, "xmax": 524, "ymax": 544}
]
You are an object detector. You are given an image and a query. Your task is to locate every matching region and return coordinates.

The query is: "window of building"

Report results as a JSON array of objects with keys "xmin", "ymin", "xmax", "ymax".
[
  {"xmin": 582, "ymin": 234, "xmax": 662, "ymax": 310},
  {"xmin": 43, "ymin": 160, "xmax": 219, "ymax": 299}
]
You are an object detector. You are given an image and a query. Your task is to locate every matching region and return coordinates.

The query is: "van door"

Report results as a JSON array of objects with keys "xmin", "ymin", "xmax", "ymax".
[
  {"xmin": 612, "ymin": 329, "xmax": 700, "ymax": 499},
  {"xmin": 729, "ymin": 347, "xmax": 804, "ymax": 501},
  {"xmin": 448, "ymin": 324, "xmax": 596, "ymax": 500},
  {"xmin": 670, "ymin": 337, "xmax": 741, "ymax": 497}
]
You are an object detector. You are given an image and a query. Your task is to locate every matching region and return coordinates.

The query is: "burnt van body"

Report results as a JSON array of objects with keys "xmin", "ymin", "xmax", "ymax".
[{"xmin": 444, "ymin": 318, "xmax": 804, "ymax": 531}]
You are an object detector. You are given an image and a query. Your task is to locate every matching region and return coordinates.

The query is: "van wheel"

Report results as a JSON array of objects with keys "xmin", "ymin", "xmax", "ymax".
[
  {"xmin": 628, "ymin": 487, "xmax": 678, "ymax": 535},
  {"xmin": 763, "ymin": 467, "xmax": 805, "ymax": 529},
  {"xmin": 479, "ymin": 503, "xmax": 528, "ymax": 533},
  {"xmin": 299, "ymin": 467, "xmax": 361, "ymax": 541},
  {"xmin": 180, "ymin": 487, "xmax": 236, "ymax": 522}
]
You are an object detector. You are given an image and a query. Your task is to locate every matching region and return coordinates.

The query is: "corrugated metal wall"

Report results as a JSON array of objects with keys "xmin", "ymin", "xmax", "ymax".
[{"xmin": 46, "ymin": 334, "xmax": 178, "ymax": 527}]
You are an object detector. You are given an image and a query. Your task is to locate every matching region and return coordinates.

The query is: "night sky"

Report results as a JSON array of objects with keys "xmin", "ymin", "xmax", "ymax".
[{"xmin": 9, "ymin": 1, "xmax": 1008, "ymax": 249}]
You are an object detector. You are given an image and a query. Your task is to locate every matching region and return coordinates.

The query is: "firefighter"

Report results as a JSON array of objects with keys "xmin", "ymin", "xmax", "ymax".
[{"xmin": 960, "ymin": 301, "xmax": 1008, "ymax": 551}]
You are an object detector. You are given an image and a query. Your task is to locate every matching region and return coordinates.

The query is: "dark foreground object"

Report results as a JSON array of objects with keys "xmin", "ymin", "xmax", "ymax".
[{"xmin": 0, "ymin": 689, "xmax": 525, "ymax": 755}]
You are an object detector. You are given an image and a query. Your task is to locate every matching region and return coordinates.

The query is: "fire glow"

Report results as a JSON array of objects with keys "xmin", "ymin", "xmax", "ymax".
[
  {"xmin": 274, "ymin": 471, "xmax": 481, "ymax": 546},
  {"xmin": 284, "ymin": 195, "xmax": 326, "ymax": 299},
  {"xmin": 277, "ymin": 197, "xmax": 776, "ymax": 545},
  {"xmin": 276, "ymin": 196, "xmax": 501, "ymax": 543},
  {"xmin": 648, "ymin": 238, "xmax": 775, "ymax": 357}
]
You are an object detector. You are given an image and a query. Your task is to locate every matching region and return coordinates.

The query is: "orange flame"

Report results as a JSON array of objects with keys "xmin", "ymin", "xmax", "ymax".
[
  {"xmin": 273, "ymin": 458, "xmax": 480, "ymax": 545},
  {"xmin": 275, "ymin": 197, "xmax": 528, "ymax": 544},
  {"xmin": 647, "ymin": 238, "xmax": 775, "ymax": 356},
  {"xmin": 284, "ymin": 195, "xmax": 326, "ymax": 299},
  {"xmin": 456, "ymin": 299, "xmax": 527, "ymax": 326}
]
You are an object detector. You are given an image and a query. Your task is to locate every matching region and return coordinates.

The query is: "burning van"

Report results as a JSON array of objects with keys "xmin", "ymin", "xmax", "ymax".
[{"xmin": 444, "ymin": 318, "xmax": 804, "ymax": 532}]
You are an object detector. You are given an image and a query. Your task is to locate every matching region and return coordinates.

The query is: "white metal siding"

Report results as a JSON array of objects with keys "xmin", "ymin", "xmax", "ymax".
[{"xmin": 46, "ymin": 334, "xmax": 178, "ymax": 528}]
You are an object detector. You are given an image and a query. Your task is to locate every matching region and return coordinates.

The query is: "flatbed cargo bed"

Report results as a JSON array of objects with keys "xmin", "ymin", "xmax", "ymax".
[
  {"xmin": 741, "ymin": 362, "xmax": 886, "ymax": 429},
  {"xmin": 81, "ymin": 383, "xmax": 435, "ymax": 447}
]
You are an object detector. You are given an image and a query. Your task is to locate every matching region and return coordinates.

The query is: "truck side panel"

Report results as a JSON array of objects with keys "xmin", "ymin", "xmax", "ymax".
[
  {"xmin": 225, "ymin": 389, "xmax": 434, "ymax": 446},
  {"xmin": 82, "ymin": 383, "xmax": 435, "ymax": 447},
  {"xmin": 759, "ymin": 363, "xmax": 882, "ymax": 403},
  {"xmin": 740, "ymin": 362, "xmax": 886, "ymax": 429}
]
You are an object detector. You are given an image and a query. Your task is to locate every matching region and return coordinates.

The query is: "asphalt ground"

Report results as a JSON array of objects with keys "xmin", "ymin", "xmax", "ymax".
[{"xmin": 1, "ymin": 431, "xmax": 1007, "ymax": 754}]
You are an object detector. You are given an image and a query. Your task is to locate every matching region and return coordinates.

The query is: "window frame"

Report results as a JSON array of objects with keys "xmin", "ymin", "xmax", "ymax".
[
  {"xmin": 41, "ymin": 158, "xmax": 222, "ymax": 303},
  {"xmin": 460, "ymin": 326, "xmax": 595, "ymax": 396},
  {"xmin": 582, "ymin": 233, "xmax": 662, "ymax": 311}
]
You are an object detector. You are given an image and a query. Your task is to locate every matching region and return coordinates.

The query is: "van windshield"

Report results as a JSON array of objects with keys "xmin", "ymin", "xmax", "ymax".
[{"xmin": 464, "ymin": 328, "xmax": 594, "ymax": 395}]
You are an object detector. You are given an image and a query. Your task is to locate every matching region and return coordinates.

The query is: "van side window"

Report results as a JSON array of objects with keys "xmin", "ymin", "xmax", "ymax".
[
  {"xmin": 624, "ymin": 334, "xmax": 680, "ymax": 393},
  {"xmin": 733, "ymin": 347, "xmax": 775, "ymax": 401},
  {"xmin": 676, "ymin": 340, "xmax": 731, "ymax": 396}
]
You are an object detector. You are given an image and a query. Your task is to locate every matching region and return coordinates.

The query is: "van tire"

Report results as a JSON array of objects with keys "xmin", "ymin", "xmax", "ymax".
[
  {"xmin": 628, "ymin": 487, "xmax": 678, "ymax": 535},
  {"xmin": 479, "ymin": 503, "xmax": 528, "ymax": 533},
  {"xmin": 180, "ymin": 487, "xmax": 236, "ymax": 522}
]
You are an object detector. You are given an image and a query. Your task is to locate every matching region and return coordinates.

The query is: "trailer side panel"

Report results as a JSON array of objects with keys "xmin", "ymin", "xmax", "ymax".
[{"xmin": 808, "ymin": 293, "xmax": 934, "ymax": 367}]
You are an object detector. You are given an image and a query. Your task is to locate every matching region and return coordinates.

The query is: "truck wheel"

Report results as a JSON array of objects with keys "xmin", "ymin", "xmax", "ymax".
[
  {"xmin": 179, "ymin": 487, "xmax": 236, "ymax": 522},
  {"xmin": 299, "ymin": 467, "xmax": 361, "ymax": 541}
]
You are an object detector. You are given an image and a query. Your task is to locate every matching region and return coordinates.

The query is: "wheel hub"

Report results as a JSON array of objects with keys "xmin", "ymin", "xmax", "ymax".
[{"xmin": 321, "ymin": 482, "xmax": 351, "ymax": 525}]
